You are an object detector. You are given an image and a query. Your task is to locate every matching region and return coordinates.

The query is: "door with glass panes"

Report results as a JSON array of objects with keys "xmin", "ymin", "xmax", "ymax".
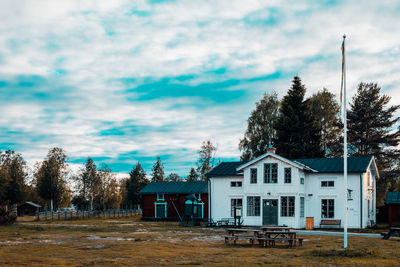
[{"xmin": 262, "ymin": 199, "xmax": 278, "ymax": 225}]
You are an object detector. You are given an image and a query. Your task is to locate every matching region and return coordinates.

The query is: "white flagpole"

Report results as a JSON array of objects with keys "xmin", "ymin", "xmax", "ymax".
[{"xmin": 343, "ymin": 34, "xmax": 348, "ymax": 249}]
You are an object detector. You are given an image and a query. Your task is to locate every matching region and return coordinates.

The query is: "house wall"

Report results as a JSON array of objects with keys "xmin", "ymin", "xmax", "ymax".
[
  {"xmin": 142, "ymin": 193, "xmax": 208, "ymax": 220},
  {"xmin": 210, "ymin": 156, "xmax": 376, "ymax": 228},
  {"xmin": 388, "ymin": 204, "xmax": 400, "ymax": 226}
]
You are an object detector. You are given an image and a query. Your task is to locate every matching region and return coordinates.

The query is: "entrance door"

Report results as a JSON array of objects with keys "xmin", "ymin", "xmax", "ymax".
[{"xmin": 263, "ymin": 199, "xmax": 278, "ymax": 225}]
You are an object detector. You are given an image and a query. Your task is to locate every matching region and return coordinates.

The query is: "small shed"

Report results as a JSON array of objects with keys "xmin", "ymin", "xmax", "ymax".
[
  {"xmin": 17, "ymin": 202, "xmax": 42, "ymax": 216},
  {"xmin": 139, "ymin": 181, "xmax": 208, "ymax": 221},
  {"xmin": 385, "ymin": 192, "xmax": 400, "ymax": 226}
]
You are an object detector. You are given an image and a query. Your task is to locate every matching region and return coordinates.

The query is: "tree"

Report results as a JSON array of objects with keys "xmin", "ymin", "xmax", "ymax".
[
  {"xmin": 151, "ymin": 157, "xmax": 164, "ymax": 182},
  {"xmin": 308, "ymin": 88, "xmax": 343, "ymax": 157},
  {"xmin": 239, "ymin": 92, "xmax": 280, "ymax": 161},
  {"xmin": 274, "ymin": 76, "xmax": 323, "ymax": 158},
  {"xmin": 197, "ymin": 140, "xmax": 217, "ymax": 180},
  {"xmin": 98, "ymin": 165, "xmax": 121, "ymax": 210},
  {"xmin": 74, "ymin": 158, "xmax": 98, "ymax": 210},
  {"xmin": 347, "ymin": 82, "xmax": 400, "ymax": 205},
  {"xmin": 35, "ymin": 147, "xmax": 70, "ymax": 210},
  {"xmin": 166, "ymin": 173, "xmax": 180, "ymax": 182},
  {"xmin": 126, "ymin": 162, "xmax": 148, "ymax": 209},
  {"xmin": 0, "ymin": 150, "xmax": 27, "ymax": 205},
  {"xmin": 187, "ymin": 168, "xmax": 199, "ymax": 181}
]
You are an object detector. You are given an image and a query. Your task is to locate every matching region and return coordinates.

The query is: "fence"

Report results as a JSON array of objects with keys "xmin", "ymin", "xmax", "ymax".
[{"xmin": 34, "ymin": 209, "xmax": 141, "ymax": 221}]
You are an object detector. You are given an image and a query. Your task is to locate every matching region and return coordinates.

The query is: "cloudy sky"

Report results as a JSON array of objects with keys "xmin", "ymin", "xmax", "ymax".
[{"xmin": 1, "ymin": 0, "xmax": 399, "ymax": 178}]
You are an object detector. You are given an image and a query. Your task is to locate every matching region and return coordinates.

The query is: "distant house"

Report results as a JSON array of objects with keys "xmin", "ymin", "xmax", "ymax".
[
  {"xmin": 139, "ymin": 181, "xmax": 208, "ymax": 221},
  {"xmin": 17, "ymin": 202, "xmax": 42, "ymax": 216},
  {"xmin": 385, "ymin": 192, "xmax": 400, "ymax": 226},
  {"xmin": 207, "ymin": 148, "xmax": 378, "ymax": 228}
]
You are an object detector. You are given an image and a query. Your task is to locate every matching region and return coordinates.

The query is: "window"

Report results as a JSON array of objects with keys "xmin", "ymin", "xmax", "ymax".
[
  {"xmin": 230, "ymin": 181, "xmax": 242, "ymax": 187},
  {"xmin": 264, "ymin": 163, "xmax": 278, "ymax": 183},
  {"xmin": 284, "ymin": 168, "xmax": 291, "ymax": 183},
  {"xmin": 157, "ymin": 194, "xmax": 165, "ymax": 201},
  {"xmin": 321, "ymin": 199, "xmax": 334, "ymax": 218},
  {"xmin": 281, "ymin": 196, "xmax": 295, "ymax": 217},
  {"xmin": 195, "ymin": 193, "xmax": 201, "ymax": 201},
  {"xmin": 231, "ymin": 198, "xmax": 243, "ymax": 217},
  {"xmin": 321, "ymin": 181, "xmax": 334, "ymax": 187},
  {"xmin": 250, "ymin": 168, "xmax": 257, "ymax": 184},
  {"xmin": 155, "ymin": 203, "xmax": 166, "ymax": 218},
  {"xmin": 300, "ymin": 177, "xmax": 304, "ymax": 184},
  {"xmin": 300, "ymin": 197, "xmax": 305, "ymax": 217},
  {"xmin": 246, "ymin": 196, "xmax": 260, "ymax": 216}
]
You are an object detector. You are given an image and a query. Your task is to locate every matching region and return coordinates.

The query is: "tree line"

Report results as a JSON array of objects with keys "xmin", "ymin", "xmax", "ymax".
[
  {"xmin": 239, "ymin": 76, "xmax": 400, "ymax": 205},
  {"xmin": 0, "ymin": 140, "xmax": 218, "ymax": 211}
]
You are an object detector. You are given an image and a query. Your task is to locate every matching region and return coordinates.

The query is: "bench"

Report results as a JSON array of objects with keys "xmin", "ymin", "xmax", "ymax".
[
  {"xmin": 257, "ymin": 237, "xmax": 303, "ymax": 248},
  {"xmin": 381, "ymin": 227, "xmax": 400, "ymax": 240},
  {"xmin": 224, "ymin": 235, "xmax": 256, "ymax": 245},
  {"xmin": 217, "ymin": 218, "xmax": 235, "ymax": 227},
  {"xmin": 320, "ymin": 219, "xmax": 341, "ymax": 228}
]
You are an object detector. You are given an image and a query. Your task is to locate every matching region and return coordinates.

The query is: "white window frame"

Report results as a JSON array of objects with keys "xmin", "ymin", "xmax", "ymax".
[
  {"xmin": 246, "ymin": 196, "xmax": 260, "ymax": 216},
  {"xmin": 321, "ymin": 199, "xmax": 335, "ymax": 218},
  {"xmin": 157, "ymin": 194, "xmax": 165, "ymax": 201},
  {"xmin": 300, "ymin": 177, "xmax": 305, "ymax": 184},
  {"xmin": 284, "ymin": 167, "xmax": 291, "ymax": 184},
  {"xmin": 321, "ymin": 181, "xmax": 334, "ymax": 188},
  {"xmin": 300, "ymin": 197, "xmax": 305, "ymax": 218}
]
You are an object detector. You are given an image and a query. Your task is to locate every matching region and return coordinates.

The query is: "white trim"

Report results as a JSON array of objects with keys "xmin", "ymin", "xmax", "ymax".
[
  {"xmin": 236, "ymin": 152, "xmax": 316, "ymax": 172},
  {"xmin": 154, "ymin": 202, "xmax": 167, "ymax": 218}
]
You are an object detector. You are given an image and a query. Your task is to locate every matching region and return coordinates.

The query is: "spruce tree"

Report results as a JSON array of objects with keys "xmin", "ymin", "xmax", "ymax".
[
  {"xmin": 166, "ymin": 173, "xmax": 180, "ymax": 182},
  {"xmin": 197, "ymin": 140, "xmax": 217, "ymax": 180},
  {"xmin": 239, "ymin": 92, "xmax": 280, "ymax": 161},
  {"xmin": 151, "ymin": 157, "xmax": 164, "ymax": 182},
  {"xmin": 274, "ymin": 76, "xmax": 323, "ymax": 158},
  {"xmin": 126, "ymin": 162, "xmax": 148, "ymax": 209}
]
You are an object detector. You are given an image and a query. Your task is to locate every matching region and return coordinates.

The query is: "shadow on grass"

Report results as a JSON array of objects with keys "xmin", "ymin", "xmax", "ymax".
[{"xmin": 309, "ymin": 248, "xmax": 376, "ymax": 258}]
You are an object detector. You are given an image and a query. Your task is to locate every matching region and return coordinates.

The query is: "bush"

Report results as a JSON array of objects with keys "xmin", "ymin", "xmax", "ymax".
[{"xmin": 0, "ymin": 206, "xmax": 17, "ymax": 225}]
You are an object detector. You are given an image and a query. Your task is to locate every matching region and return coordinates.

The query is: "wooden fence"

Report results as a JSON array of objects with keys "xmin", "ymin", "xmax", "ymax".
[{"xmin": 34, "ymin": 209, "xmax": 141, "ymax": 221}]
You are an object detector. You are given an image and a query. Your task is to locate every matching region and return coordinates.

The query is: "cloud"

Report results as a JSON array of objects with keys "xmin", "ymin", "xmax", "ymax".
[{"xmin": 0, "ymin": 0, "xmax": 399, "ymax": 177}]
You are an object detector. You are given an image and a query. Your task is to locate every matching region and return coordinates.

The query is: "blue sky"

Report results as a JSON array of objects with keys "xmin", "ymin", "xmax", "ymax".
[{"xmin": 1, "ymin": 0, "xmax": 400, "ymax": 178}]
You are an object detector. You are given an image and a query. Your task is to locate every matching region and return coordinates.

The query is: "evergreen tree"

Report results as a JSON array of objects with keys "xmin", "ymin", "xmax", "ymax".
[
  {"xmin": 166, "ymin": 173, "xmax": 180, "ymax": 182},
  {"xmin": 309, "ymin": 88, "xmax": 343, "ymax": 157},
  {"xmin": 75, "ymin": 158, "xmax": 98, "ymax": 210},
  {"xmin": 274, "ymin": 76, "xmax": 323, "ymax": 158},
  {"xmin": 239, "ymin": 92, "xmax": 280, "ymax": 161},
  {"xmin": 197, "ymin": 140, "xmax": 217, "ymax": 180},
  {"xmin": 151, "ymin": 157, "xmax": 164, "ymax": 182},
  {"xmin": 35, "ymin": 147, "xmax": 70, "ymax": 210},
  {"xmin": 187, "ymin": 168, "xmax": 199, "ymax": 181},
  {"xmin": 347, "ymin": 82, "xmax": 400, "ymax": 205},
  {"xmin": 126, "ymin": 162, "xmax": 148, "ymax": 209},
  {"xmin": 98, "ymin": 165, "xmax": 121, "ymax": 210}
]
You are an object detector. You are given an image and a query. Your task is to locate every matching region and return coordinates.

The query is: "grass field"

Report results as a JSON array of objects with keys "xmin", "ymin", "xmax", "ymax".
[{"xmin": 0, "ymin": 216, "xmax": 399, "ymax": 266}]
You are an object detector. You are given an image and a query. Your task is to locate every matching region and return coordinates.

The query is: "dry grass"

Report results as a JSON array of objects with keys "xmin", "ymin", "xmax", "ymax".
[{"xmin": 0, "ymin": 216, "xmax": 399, "ymax": 266}]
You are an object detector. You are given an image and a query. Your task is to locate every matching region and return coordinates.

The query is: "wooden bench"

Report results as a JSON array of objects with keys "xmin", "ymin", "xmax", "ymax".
[
  {"xmin": 381, "ymin": 227, "xmax": 400, "ymax": 240},
  {"xmin": 257, "ymin": 237, "xmax": 303, "ymax": 248},
  {"xmin": 224, "ymin": 235, "xmax": 256, "ymax": 245},
  {"xmin": 217, "ymin": 218, "xmax": 235, "ymax": 227},
  {"xmin": 320, "ymin": 219, "xmax": 341, "ymax": 228}
]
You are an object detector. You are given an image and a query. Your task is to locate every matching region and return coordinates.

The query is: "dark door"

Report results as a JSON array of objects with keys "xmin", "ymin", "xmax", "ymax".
[{"xmin": 263, "ymin": 199, "xmax": 278, "ymax": 225}]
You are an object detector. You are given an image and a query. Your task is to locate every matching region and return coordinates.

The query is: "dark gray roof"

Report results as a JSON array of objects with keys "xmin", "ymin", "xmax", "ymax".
[
  {"xmin": 386, "ymin": 192, "xmax": 400, "ymax": 204},
  {"xmin": 206, "ymin": 156, "xmax": 373, "ymax": 178},
  {"xmin": 205, "ymin": 162, "xmax": 245, "ymax": 178},
  {"xmin": 294, "ymin": 156, "xmax": 373, "ymax": 173},
  {"xmin": 21, "ymin": 201, "xmax": 42, "ymax": 208},
  {"xmin": 139, "ymin": 181, "xmax": 208, "ymax": 195}
]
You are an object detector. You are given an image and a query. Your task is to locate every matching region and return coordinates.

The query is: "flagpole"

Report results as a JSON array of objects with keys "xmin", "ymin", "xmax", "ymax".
[{"xmin": 342, "ymin": 34, "xmax": 348, "ymax": 249}]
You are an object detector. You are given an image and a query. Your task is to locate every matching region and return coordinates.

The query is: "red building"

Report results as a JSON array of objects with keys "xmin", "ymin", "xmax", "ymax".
[
  {"xmin": 385, "ymin": 192, "xmax": 400, "ymax": 226},
  {"xmin": 139, "ymin": 181, "xmax": 208, "ymax": 221}
]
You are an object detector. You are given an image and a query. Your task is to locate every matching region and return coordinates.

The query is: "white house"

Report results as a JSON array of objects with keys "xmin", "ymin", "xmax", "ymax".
[{"xmin": 206, "ymin": 148, "xmax": 378, "ymax": 229}]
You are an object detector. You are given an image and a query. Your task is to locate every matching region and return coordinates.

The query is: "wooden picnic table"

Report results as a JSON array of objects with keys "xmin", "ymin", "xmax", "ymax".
[
  {"xmin": 225, "ymin": 228, "xmax": 261, "ymax": 245},
  {"xmin": 260, "ymin": 226, "xmax": 292, "ymax": 232},
  {"xmin": 258, "ymin": 231, "xmax": 300, "ymax": 248},
  {"xmin": 382, "ymin": 227, "xmax": 400, "ymax": 240}
]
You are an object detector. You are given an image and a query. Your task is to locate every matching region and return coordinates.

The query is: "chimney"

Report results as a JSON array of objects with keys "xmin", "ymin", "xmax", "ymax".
[{"xmin": 266, "ymin": 144, "xmax": 276, "ymax": 154}]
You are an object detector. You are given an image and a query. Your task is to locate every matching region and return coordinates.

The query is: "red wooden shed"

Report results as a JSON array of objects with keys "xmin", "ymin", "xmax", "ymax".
[
  {"xmin": 139, "ymin": 181, "xmax": 208, "ymax": 221},
  {"xmin": 385, "ymin": 192, "xmax": 400, "ymax": 226}
]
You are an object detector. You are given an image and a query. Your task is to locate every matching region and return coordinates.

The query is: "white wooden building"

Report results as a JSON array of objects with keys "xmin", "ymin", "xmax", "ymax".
[{"xmin": 206, "ymin": 148, "xmax": 378, "ymax": 228}]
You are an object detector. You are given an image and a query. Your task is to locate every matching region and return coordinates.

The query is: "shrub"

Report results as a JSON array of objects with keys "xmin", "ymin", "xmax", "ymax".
[{"xmin": 0, "ymin": 206, "xmax": 17, "ymax": 225}]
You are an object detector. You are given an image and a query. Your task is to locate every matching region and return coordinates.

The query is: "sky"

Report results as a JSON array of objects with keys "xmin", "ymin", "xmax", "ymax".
[{"xmin": 1, "ymin": 0, "xmax": 400, "ymax": 178}]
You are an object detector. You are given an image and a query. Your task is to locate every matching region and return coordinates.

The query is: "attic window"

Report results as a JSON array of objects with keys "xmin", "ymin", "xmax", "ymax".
[
  {"xmin": 321, "ymin": 181, "xmax": 334, "ymax": 187},
  {"xmin": 231, "ymin": 181, "xmax": 242, "ymax": 187}
]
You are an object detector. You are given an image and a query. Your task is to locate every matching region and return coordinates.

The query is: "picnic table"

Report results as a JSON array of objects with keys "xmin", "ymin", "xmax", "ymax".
[
  {"xmin": 260, "ymin": 226, "xmax": 292, "ymax": 232},
  {"xmin": 225, "ymin": 228, "xmax": 261, "ymax": 245},
  {"xmin": 382, "ymin": 227, "xmax": 400, "ymax": 240},
  {"xmin": 258, "ymin": 231, "xmax": 300, "ymax": 248}
]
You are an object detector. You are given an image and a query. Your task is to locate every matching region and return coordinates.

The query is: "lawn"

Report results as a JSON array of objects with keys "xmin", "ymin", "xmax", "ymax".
[{"xmin": 0, "ymin": 216, "xmax": 399, "ymax": 266}]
